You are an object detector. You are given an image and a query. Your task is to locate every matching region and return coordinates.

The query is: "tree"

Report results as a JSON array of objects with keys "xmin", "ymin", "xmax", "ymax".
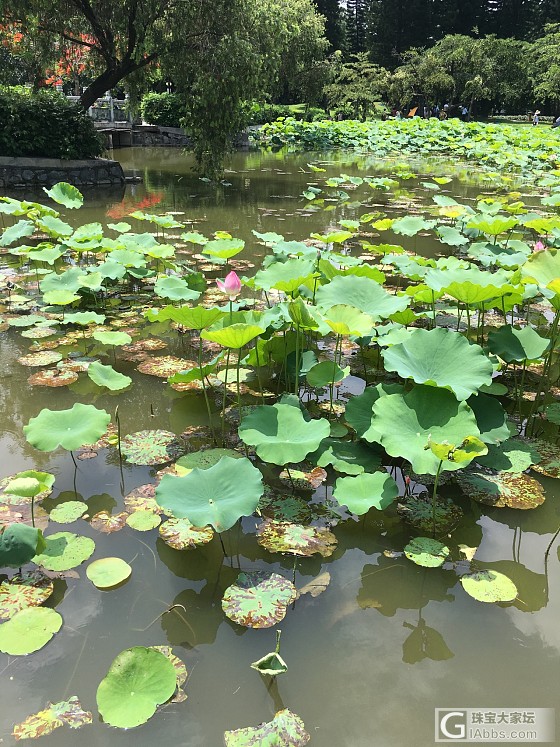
[
  {"xmin": 531, "ymin": 24, "xmax": 560, "ymax": 110},
  {"xmin": 324, "ymin": 51, "xmax": 389, "ymax": 119}
]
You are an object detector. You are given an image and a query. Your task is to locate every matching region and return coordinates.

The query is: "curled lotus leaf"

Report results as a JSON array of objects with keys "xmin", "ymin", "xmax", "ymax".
[
  {"xmin": 224, "ymin": 709, "xmax": 310, "ymax": 747},
  {"xmin": 250, "ymin": 650, "xmax": 288, "ymax": 676},
  {"xmin": 27, "ymin": 368, "xmax": 78, "ymax": 387},
  {"xmin": 137, "ymin": 356, "xmax": 196, "ymax": 378},
  {"xmin": 126, "ymin": 510, "xmax": 161, "ymax": 531},
  {"xmin": 33, "ymin": 531, "xmax": 95, "ymax": 570},
  {"xmin": 87, "ymin": 362, "xmax": 132, "ymax": 391},
  {"xmin": 158, "ymin": 517, "xmax": 214, "ymax": 549},
  {"xmin": 12, "ymin": 696, "xmax": 92, "ymax": 741},
  {"xmin": 397, "ymin": 492, "xmax": 463, "ymax": 534},
  {"xmin": 456, "ymin": 468, "xmax": 545, "ymax": 509},
  {"xmin": 150, "ymin": 645, "xmax": 188, "ymax": 703},
  {"xmin": 0, "ymin": 524, "xmax": 46, "ymax": 567},
  {"xmin": 257, "ymin": 520, "xmax": 337, "ymax": 557},
  {"xmin": 461, "ymin": 570, "xmax": 518, "ymax": 603},
  {"xmin": 121, "ymin": 430, "xmax": 185, "ymax": 466},
  {"xmin": 527, "ymin": 439, "xmax": 560, "ymax": 479},
  {"xmin": 86, "ymin": 557, "xmax": 132, "ymax": 589},
  {"xmin": 333, "ymin": 472, "xmax": 399, "ymax": 515},
  {"xmin": 18, "ymin": 351, "xmax": 63, "ymax": 367},
  {"xmin": 90, "ymin": 511, "xmax": 128, "ymax": 533},
  {"xmin": 43, "ymin": 182, "xmax": 83, "ymax": 209},
  {"xmin": 278, "ymin": 466, "xmax": 327, "ymax": 491},
  {"xmin": 49, "ymin": 501, "xmax": 87, "ymax": 524},
  {"xmin": 123, "ymin": 485, "xmax": 161, "ymax": 514},
  {"xmin": 23, "ymin": 404, "xmax": 111, "ymax": 452},
  {"xmin": 0, "ymin": 607, "xmax": 62, "ymax": 655},
  {"xmin": 0, "ymin": 471, "xmax": 54, "ymax": 505},
  {"xmin": 96, "ymin": 646, "xmax": 177, "ymax": 729},
  {"xmin": 404, "ymin": 537, "xmax": 450, "ymax": 568},
  {"xmin": 315, "ymin": 275, "xmax": 408, "ymax": 321},
  {"xmin": 222, "ymin": 571, "xmax": 297, "ymax": 628},
  {"xmin": 0, "ymin": 571, "xmax": 54, "ymax": 621},
  {"xmin": 381, "ymin": 328, "xmax": 493, "ymax": 401}
]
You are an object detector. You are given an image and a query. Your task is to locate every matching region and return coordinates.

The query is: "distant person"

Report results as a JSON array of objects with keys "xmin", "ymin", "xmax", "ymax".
[
  {"xmin": 533, "ymin": 110, "xmax": 540, "ymax": 126},
  {"xmin": 461, "ymin": 105, "xmax": 469, "ymax": 120},
  {"xmin": 552, "ymin": 115, "xmax": 560, "ymax": 128},
  {"xmin": 395, "ymin": 110, "xmax": 402, "ymax": 120},
  {"xmin": 439, "ymin": 109, "xmax": 448, "ymax": 121}
]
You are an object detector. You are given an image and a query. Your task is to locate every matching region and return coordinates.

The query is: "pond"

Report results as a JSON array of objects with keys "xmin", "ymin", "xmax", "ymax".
[{"xmin": 0, "ymin": 147, "xmax": 559, "ymax": 747}]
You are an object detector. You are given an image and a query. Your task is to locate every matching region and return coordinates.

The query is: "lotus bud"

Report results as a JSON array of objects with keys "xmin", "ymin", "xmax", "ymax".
[
  {"xmin": 216, "ymin": 271, "xmax": 242, "ymax": 299},
  {"xmin": 534, "ymin": 241, "xmax": 546, "ymax": 252}
]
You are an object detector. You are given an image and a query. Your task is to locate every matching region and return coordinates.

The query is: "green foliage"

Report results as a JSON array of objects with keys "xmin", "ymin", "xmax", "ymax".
[{"xmin": 140, "ymin": 92, "xmax": 185, "ymax": 127}]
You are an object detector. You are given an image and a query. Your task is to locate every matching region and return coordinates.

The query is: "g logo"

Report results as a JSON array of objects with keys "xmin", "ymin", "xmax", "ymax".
[{"xmin": 437, "ymin": 710, "xmax": 467, "ymax": 740}]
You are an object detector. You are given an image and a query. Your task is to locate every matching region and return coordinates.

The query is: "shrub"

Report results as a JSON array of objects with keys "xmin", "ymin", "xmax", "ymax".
[
  {"xmin": 140, "ymin": 92, "xmax": 185, "ymax": 128},
  {"xmin": 0, "ymin": 87, "xmax": 103, "ymax": 159},
  {"xmin": 246, "ymin": 103, "xmax": 327, "ymax": 125}
]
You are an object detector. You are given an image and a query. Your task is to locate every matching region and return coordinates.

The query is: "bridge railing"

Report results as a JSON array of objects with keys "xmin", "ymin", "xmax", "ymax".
[{"xmin": 67, "ymin": 95, "xmax": 133, "ymax": 123}]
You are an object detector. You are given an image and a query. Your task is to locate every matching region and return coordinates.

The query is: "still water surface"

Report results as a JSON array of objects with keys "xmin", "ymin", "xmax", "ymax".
[{"xmin": 0, "ymin": 148, "xmax": 558, "ymax": 747}]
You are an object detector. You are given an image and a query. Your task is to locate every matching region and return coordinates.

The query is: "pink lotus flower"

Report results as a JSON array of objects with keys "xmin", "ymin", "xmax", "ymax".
[
  {"xmin": 534, "ymin": 241, "xmax": 546, "ymax": 253},
  {"xmin": 216, "ymin": 271, "xmax": 241, "ymax": 299}
]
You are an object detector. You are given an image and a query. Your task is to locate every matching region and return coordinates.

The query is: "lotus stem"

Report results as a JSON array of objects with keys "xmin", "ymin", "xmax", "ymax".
[
  {"xmin": 221, "ymin": 349, "xmax": 231, "ymax": 445},
  {"xmin": 115, "ymin": 405, "xmax": 123, "ymax": 464},
  {"xmin": 198, "ymin": 336, "xmax": 217, "ymax": 444},
  {"xmin": 431, "ymin": 460, "xmax": 443, "ymax": 537}
]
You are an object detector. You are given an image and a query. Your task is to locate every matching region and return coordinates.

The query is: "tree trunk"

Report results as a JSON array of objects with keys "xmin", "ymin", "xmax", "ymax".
[{"xmin": 79, "ymin": 65, "xmax": 133, "ymax": 109}]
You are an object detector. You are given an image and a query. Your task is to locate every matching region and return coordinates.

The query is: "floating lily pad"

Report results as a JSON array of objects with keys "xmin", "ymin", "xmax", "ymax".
[
  {"xmin": 24, "ymin": 404, "xmax": 111, "ymax": 452},
  {"xmin": 278, "ymin": 466, "xmax": 327, "ymax": 491},
  {"xmin": 527, "ymin": 439, "xmax": 560, "ymax": 478},
  {"xmin": 49, "ymin": 501, "xmax": 87, "ymax": 524},
  {"xmin": 222, "ymin": 571, "xmax": 297, "ymax": 628},
  {"xmin": 404, "ymin": 537, "xmax": 450, "ymax": 568},
  {"xmin": 177, "ymin": 448, "xmax": 243, "ymax": 470},
  {"xmin": 126, "ymin": 511, "xmax": 161, "ymax": 531},
  {"xmin": 33, "ymin": 532, "xmax": 95, "ymax": 570},
  {"xmin": 90, "ymin": 511, "xmax": 128, "ymax": 533},
  {"xmin": 122, "ymin": 339, "xmax": 167, "ymax": 353},
  {"xmin": 397, "ymin": 492, "xmax": 463, "ymax": 533},
  {"xmin": 96, "ymin": 646, "xmax": 177, "ymax": 728},
  {"xmin": 461, "ymin": 570, "xmax": 517, "ymax": 603},
  {"xmin": 224, "ymin": 709, "xmax": 310, "ymax": 746},
  {"xmin": 257, "ymin": 520, "xmax": 337, "ymax": 557},
  {"xmin": 18, "ymin": 351, "xmax": 63, "ymax": 367},
  {"xmin": 123, "ymin": 485, "xmax": 161, "ymax": 514},
  {"xmin": 456, "ymin": 468, "xmax": 545, "ymax": 509},
  {"xmin": 12, "ymin": 696, "xmax": 92, "ymax": 740},
  {"xmin": 121, "ymin": 430, "xmax": 185, "ymax": 466},
  {"xmin": 137, "ymin": 356, "xmax": 195, "ymax": 378},
  {"xmin": 158, "ymin": 518, "xmax": 214, "ymax": 549},
  {"xmin": 258, "ymin": 488, "xmax": 312, "ymax": 523},
  {"xmin": 0, "ymin": 571, "xmax": 54, "ymax": 621},
  {"xmin": 332, "ymin": 472, "xmax": 399, "ymax": 514},
  {"xmin": 0, "ymin": 607, "xmax": 62, "ymax": 655},
  {"xmin": 86, "ymin": 558, "xmax": 132, "ymax": 589},
  {"xmin": 27, "ymin": 368, "xmax": 78, "ymax": 387},
  {"xmin": 150, "ymin": 645, "xmax": 188, "ymax": 703}
]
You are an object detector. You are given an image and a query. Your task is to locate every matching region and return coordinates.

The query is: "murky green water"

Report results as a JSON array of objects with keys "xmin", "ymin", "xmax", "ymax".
[{"xmin": 0, "ymin": 148, "xmax": 558, "ymax": 747}]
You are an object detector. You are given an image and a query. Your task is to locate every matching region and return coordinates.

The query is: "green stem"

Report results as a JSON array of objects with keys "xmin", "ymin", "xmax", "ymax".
[
  {"xmin": 294, "ymin": 325, "xmax": 300, "ymax": 397},
  {"xmin": 431, "ymin": 460, "xmax": 443, "ymax": 537},
  {"xmin": 221, "ymin": 349, "xmax": 231, "ymax": 444},
  {"xmin": 199, "ymin": 336, "xmax": 216, "ymax": 444}
]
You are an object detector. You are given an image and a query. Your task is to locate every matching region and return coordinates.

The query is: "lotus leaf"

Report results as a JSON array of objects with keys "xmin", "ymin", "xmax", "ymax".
[
  {"xmin": 239, "ymin": 404, "xmax": 330, "ymax": 465},
  {"xmin": 257, "ymin": 520, "xmax": 337, "ymax": 557},
  {"xmin": 156, "ymin": 456, "xmax": 263, "ymax": 531},
  {"xmin": 476, "ymin": 438, "xmax": 542, "ymax": 473},
  {"xmin": 137, "ymin": 356, "xmax": 195, "ymax": 377},
  {"xmin": 382, "ymin": 328, "xmax": 493, "ymax": 400},
  {"xmin": 323, "ymin": 305, "xmax": 375, "ymax": 337},
  {"xmin": 404, "ymin": 537, "xmax": 450, "ymax": 568},
  {"xmin": 96, "ymin": 647, "xmax": 177, "ymax": 728},
  {"xmin": 315, "ymin": 275, "xmax": 408, "ymax": 321},
  {"xmin": 154, "ymin": 276, "xmax": 200, "ymax": 301},
  {"xmin": 88, "ymin": 362, "xmax": 132, "ymax": 391},
  {"xmin": 49, "ymin": 501, "xmax": 87, "ymax": 524},
  {"xmin": 12, "ymin": 696, "xmax": 92, "ymax": 740},
  {"xmin": 28, "ymin": 368, "xmax": 78, "ymax": 387},
  {"xmin": 86, "ymin": 557, "xmax": 132, "ymax": 588},
  {"xmin": 306, "ymin": 361, "xmax": 349, "ymax": 388},
  {"xmin": 224, "ymin": 709, "xmax": 309, "ymax": 746},
  {"xmin": 0, "ymin": 470, "xmax": 54, "ymax": 505},
  {"xmin": 366, "ymin": 386, "xmax": 481, "ymax": 474},
  {"xmin": 33, "ymin": 531, "xmax": 95, "ymax": 570},
  {"xmin": 176, "ymin": 449, "xmax": 243, "ymax": 470},
  {"xmin": 202, "ymin": 323, "xmax": 264, "ymax": 349},
  {"xmin": 391, "ymin": 216, "xmax": 435, "ymax": 236},
  {"xmin": 24, "ymin": 404, "xmax": 111, "ymax": 452},
  {"xmin": 467, "ymin": 393, "xmax": 510, "ymax": 445},
  {"xmin": 90, "ymin": 511, "xmax": 128, "ymax": 533},
  {"xmin": 258, "ymin": 489, "xmax": 312, "ymax": 523},
  {"xmin": 149, "ymin": 645, "xmax": 187, "ymax": 703},
  {"xmin": 121, "ymin": 430, "xmax": 185, "ymax": 466},
  {"xmin": 333, "ymin": 471, "xmax": 399, "ymax": 514},
  {"xmin": 488, "ymin": 325, "xmax": 550, "ymax": 362},
  {"xmin": 0, "ymin": 219, "xmax": 35, "ymax": 246},
  {"xmin": 310, "ymin": 438, "xmax": 382, "ymax": 475},
  {"xmin": 397, "ymin": 492, "xmax": 463, "ymax": 534},
  {"xmin": 126, "ymin": 511, "xmax": 161, "ymax": 531},
  {"xmin": 522, "ymin": 249, "xmax": 560, "ymax": 306},
  {"xmin": 92, "ymin": 330, "xmax": 132, "ymax": 346},
  {"xmin": 222, "ymin": 571, "xmax": 296, "ymax": 628},
  {"xmin": 0, "ymin": 607, "xmax": 62, "ymax": 655},
  {"xmin": 254, "ymin": 257, "xmax": 316, "ymax": 293},
  {"xmin": 345, "ymin": 384, "xmax": 402, "ymax": 437},
  {"xmin": 0, "ymin": 524, "xmax": 46, "ymax": 567},
  {"xmin": 461, "ymin": 570, "xmax": 517, "ymax": 603},
  {"xmin": 528, "ymin": 439, "xmax": 560, "ymax": 478},
  {"xmin": 43, "ymin": 182, "xmax": 83, "ymax": 209},
  {"xmin": 456, "ymin": 468, "xmax": 545, "ymax": 508},
  {"xmin": 18, "ymin": 351, "xmax": 63, "ymax": 367},
  {"xmin": 250, "ymin": 650, "xmax": 288, "ymax": 676},
  {"xmin": 0, "ymin": 571, "xmax": 53, "ymax": 620},
  {"xmin": 159, "ymin": 517, "xmax": 214, "ymax": 549}
]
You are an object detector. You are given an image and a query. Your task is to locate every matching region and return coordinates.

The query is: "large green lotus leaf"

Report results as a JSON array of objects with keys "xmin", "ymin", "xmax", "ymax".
[
  {"xmin": 256, "ymin": 520, "xmax": 337, "ymax": 557},
  {"xmin": 154, "ymin": 276, "xmax": 200, "ymax": 302},
  {"xmin": 487, "ymin": 324, "xmax": 550, "ymax": 362},
  {"xmin": 43, "ymin": 182, "xmax": 83, "ymax": 209},
  {"xmin": 0, "ymin": 607, "xmax": 62, "ymax": 655},
  {"xmin": 96, "ymin": 647, "xmax": 177, "ymax": 728},
  {"xmin": 88, "ymin": 362, "xmax": 132, "ymax": 391},
  {"xmin": 437, "ymin": 226, "xmax": 468, "ymax": 246},
  {"xmin": 476, "ymin": 438, "xmax": 542, "ymax": 473},
  {"xmin": 224, "ymin": 709, "xmax": 310, "ymax": 746},
  {"xmin": 381, "ymin": 328, "xmax": 493, "ymax": 400},
  {"xmin": 310, "ymin": 437, "xmax": 382, "ymax": 475},
  {"xmin": 146, "ymin": 304, "xmax": 224, "ymax": 330},
  {"xmin": 222, "ymin": 571, "xmax": 296, "ymax": 628},
  {"xmin": 158, "ymin": 517, "xmax": 214, "ymax": 549},
  {"xmin": 92, "ymin": 330, "xmax": 132, "ymax": 346},
  {"xmin": 461, "ymin": 570, "xmax": 517, "ymax": 603},
  {"xmin": 176, "ymin": 448, "xmax": 243, "ymax": 470},
  {"xmin": 522, "ymin": 249, "xmax": 560, "ymax": 305},
  {"xmin": 150, "ymin": 645, "xmax": 188, "ymax": 703},
  {"xmin": 345, "ymin": 384, "xmax": 403, "ymax": 437},
  {"xmin": 33, "ymin": 532, "xmax": 95, "ymax": 570},
  {"xmin": 239, "ymin": 404, "xmax": 330, "ymax": 465},
  {"xmin": 201, "ymin": 323, "xmax": 264, "ymax": 349},
  {"xmin": 287, "ymin": 297, "xmax": 320, "ymax": 330},
  {"xmin": 202, "ymin": 237, "xmax": 244, "ymax": 259},
  {"xmin": 0, "ymin": 219, "xmax": 35, "ymax": 246},
  {"xmin": 86, "ymin": 557, "xmax": 132, "ymax": 588},
  {"xmin": 315, "ymin": 275, "xmax": 408, "ymax": 321},
  {"xmin": 155, "ymin": 456, "xmax": 263, "ymax": 531},
  {"xmin": 424, "ymin": 266, "xmax": 512, "ymax": 296},
  {"xmin": 1, "ymin": 470, "xmax": 54, "ymax": 505},
  {"xmin": 367, "ymin": 386, "xmax": 481, "ymax": 474},
  {"xmin": 404, "ymin": 537, "xmax": 449, "ymax": 568},
  {"xmin": 254, "ymin": 257, "xmax": 316, "ymax": 293},
  {"xmin": 467, "ymin": 393, "xmax": 510, "ymax": 444},
  {"xmin": 23, "ymin": 404, "xmax": 111, "ymax": 452},
  {"xmin": 40, "ymin": 266, "xmax": 85, "ymax": 293},
  {"xmin": 456, "ymin": 468, "xmax": 545, "ymax": 509},
  {"xmin": 12, "ymin": 696, "xmax": 92, "ymax": 740},
  {"xmin": 121, "ymin": 430, "xmax": 185, "ymax": 466},
  {"xmin": 528, "ymin": 439, "xmax": 560, "ymax": 478},
  {"xmin": 0, "ymin": 571, "xmax": 53, "ymax": 620},
  {"xmin": 323, "ymin": 305, "xmax": 375, "ymax": 337},
  {"xmin": 466, "ymin": 214, "xmax": 518, "ymax": 236},
  {"xmin": 332, "ymin": 471, "xmax": 398, "ymax": 514},
  {"xmin": 391, "ymin": 216, "xmax": 435, "ymax": 236},
  {"xmin": 306, "ymin": 361, "xmax": 349, "ymax": 388},
  {"xmin": 49, "ymin": 501, "xmax": 87, "ymax": 524},
  {"xmin": 0, "ymin": 524, "xmax": 46, "ymax": 567},
  {"xmin": 36, "ymin": 215, "xmax": 73, "ymax": 238}
]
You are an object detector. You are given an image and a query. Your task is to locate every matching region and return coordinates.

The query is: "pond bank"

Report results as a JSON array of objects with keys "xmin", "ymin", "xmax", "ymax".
[{"xmin": 0, "ymin": 156, "xmax": 125, "ymax": 190}]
